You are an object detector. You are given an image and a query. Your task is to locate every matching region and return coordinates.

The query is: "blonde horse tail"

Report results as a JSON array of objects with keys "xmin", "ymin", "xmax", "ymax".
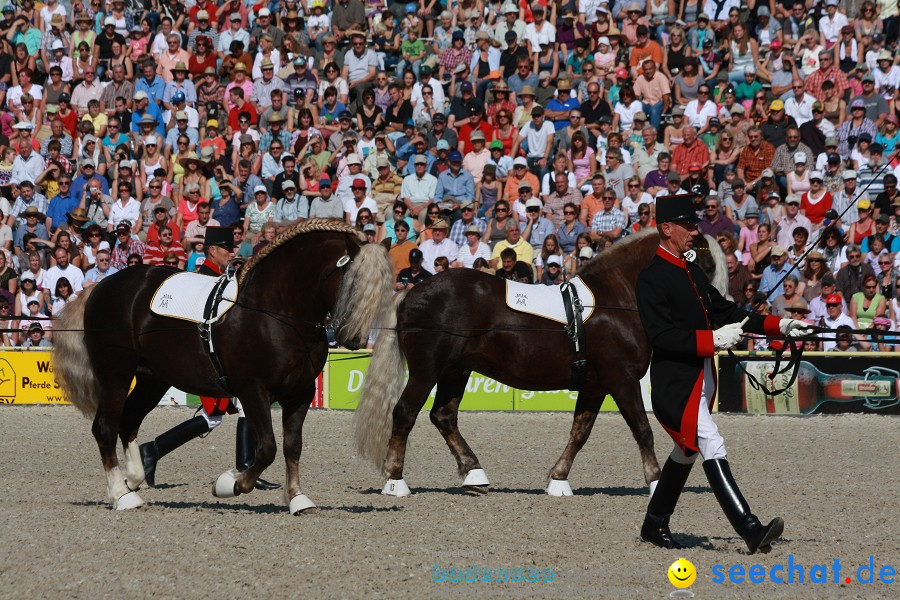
[
  {"xmin": 354, "ymin": 290, "xmax": 408, "ymax": 472},
  {"xmin": 52, "ymin": 285, "xmax": 100, "ymax": 418},
  {"xmin": 705, "ymin": 233, "xmax": 730, "ymax": 299},
  {"xmin": 333, "ymin": 242, "xmax": 394, "ymax": 350}
]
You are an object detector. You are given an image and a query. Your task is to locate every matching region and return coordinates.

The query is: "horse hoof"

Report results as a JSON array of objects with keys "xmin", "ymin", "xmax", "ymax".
[
  {"xmin": 213, "ymin": 469, "xmax": 239, "ymax": 498},
  {"xmin": 382, "ymin": 478, "xmax": 411, "ymax": 497},
  {"xmin": 463, "ymin": 469, "xmax": 490, "ymax": 493},
  {"xmin": 289, "ymin": 493, "xmax": 317, "ymax": 515},
  {"xmin": 546, "ymin": 479, "xmax": 574, "ymax": 497},
  {"xmin": 649, "ymin": 479, "xmax": 659, "ymax": 498},
  {"xmin": 114, "ymin": 491, "xmax": 145, "ymax": 510}
]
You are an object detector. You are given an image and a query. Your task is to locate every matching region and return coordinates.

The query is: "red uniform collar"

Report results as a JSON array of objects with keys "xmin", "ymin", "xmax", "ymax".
[
  {"xmin": 202, "ymin": 258, "xmax": 225, "ymax": 275},
  {"xmin": 656, "ymin": 245, "xmax": 687, "ymax": 269}
]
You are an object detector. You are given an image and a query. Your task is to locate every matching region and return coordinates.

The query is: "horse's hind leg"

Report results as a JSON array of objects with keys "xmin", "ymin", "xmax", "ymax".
[
  {"xmin": 281, "ymin": 383, "xmax": 316, "ymax": 515},
  {"xmin": 381, "ymin": 372, "xmax": 436, "ymax": 495},
  {"xmin": 429, "ymin": 371, "xmax": 489, "ymax": 493},
  {"xmin": 547, "ymin": 380, "xmax": 604, "ymax": 496},
  {"xmin": 92, "ymin": 357, "xmax": 144, "ymax": 509},
  {"xmin": 119, "ymin": 375, "xmax": 171, "ymax": 491},
  {"xmin": 608, "ymin": 377, "xmax": 661, "ymax": 494}
]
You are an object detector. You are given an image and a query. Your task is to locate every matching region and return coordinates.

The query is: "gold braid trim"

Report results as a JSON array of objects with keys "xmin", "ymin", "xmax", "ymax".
[{"xmin": 237, "ymin": 218, "xmax": 364, "ymax": 285}]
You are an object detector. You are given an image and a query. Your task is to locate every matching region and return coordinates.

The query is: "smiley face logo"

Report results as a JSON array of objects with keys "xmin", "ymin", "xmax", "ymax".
[{"xmin": 668, "ymin": 558, "xmax": 696, "ymax": 589}]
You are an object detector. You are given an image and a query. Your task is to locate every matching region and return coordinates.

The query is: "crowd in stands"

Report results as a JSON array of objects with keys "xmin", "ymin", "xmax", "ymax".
[{"xmin": 1, "ymin": 0, "xmax": 899, "ymax": 350}]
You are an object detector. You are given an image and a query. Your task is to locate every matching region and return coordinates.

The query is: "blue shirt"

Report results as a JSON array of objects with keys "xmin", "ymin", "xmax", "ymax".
[
  {"xmin": 556, "ymin": 221, "xmax": 588, "ymax": 253},
  {"xmin": 131, "ymin": 104, "xmax": 166, "ymax": 137},
  {"xmin": 71, "ymin": 175, "xmax": 109, "ymax": 204},
  {"xmin": 759, "ymin": 263, "xmax": 790, "ymax": 298},
  {"xmin": 46, "ymin": 192, "xmax": 80, "ymax": 232},
  {"xmin": 545, "ymin": 97, "xmax": 581, "ymax": 131},
  {"xmin": 163, "ymin": 80, "xmax": 198, "ymax": 106},
  {"xmin": 525, "ymin": 216, "xmax": 556, "ymax": 251},
  {"xmin": 211, "ymin": 193, "xmax": 242, "ymax": 228},
  {"xmin": 435, "ymin": 169, "xmax": 475, "ymax": 204},
  {"xmin": 136, "ymin": 76, "xmax": 167, "ymax": 106}
]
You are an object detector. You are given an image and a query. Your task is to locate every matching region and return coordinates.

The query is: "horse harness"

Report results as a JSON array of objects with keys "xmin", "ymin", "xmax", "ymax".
[
  {"xmin": 197, "ymin": 255, "xmax": 354, "ymax": 395},
  {"xmin": 560, "ymin": 282, "xmax": 588, "ymax": 391}
]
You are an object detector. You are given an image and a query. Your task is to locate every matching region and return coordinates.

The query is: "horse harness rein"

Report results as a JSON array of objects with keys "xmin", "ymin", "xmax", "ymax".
[
  {"xmin": 560, "ymin": 282, "xmax": 588, "ymax": 391},
  {"xmin": 198, "ymin": 254, "xmax": 353, "ymax": 396}
]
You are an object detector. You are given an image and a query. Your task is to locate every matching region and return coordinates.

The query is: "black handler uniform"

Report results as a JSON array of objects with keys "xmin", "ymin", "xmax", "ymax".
[
  {"xmin": 635, "ymin": 194, "xmax": 786, "ymax": 554},
  {"xmin": 140, "ymin": 227, "xmax": 280, "ymax": 491}
]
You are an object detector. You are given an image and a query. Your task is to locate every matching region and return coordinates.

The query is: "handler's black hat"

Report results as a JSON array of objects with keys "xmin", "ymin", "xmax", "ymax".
[
  {"xmin": 204, "ymin": 226, "xmax": 235, "ymax": 250},
  {"xmin": 656, "ymin": 194, "xmax": 700, "ymax": 223}
]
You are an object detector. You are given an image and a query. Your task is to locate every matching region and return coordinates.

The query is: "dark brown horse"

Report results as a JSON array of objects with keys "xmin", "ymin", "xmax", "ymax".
[
  {"xmin": 354, "ymin": 230, "xmax": 727, "ymax": 497},
  {"xmin": 54, "ymin": 220, "xmax": 393, "ymax": 513}
]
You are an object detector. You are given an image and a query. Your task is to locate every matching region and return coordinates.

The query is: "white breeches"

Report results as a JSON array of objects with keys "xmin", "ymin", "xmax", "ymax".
[
  {"xmin": 670, "ymin": 358, "xmax": 727, "ymax": 464},
  {"xmin": 199, "ymin": 398, "xmax": 244, "ymax": 429}
]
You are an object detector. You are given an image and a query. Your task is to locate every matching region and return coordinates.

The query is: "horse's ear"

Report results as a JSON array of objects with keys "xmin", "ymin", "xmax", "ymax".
[{"xmin": 380, "ymin": 238, "xmax": 392, "ymax": 251}]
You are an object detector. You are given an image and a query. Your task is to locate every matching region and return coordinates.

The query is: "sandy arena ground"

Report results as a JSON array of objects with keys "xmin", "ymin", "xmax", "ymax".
[{"xmin": 0, "ymin": 407, "xmax": 898, "ymax": 600}]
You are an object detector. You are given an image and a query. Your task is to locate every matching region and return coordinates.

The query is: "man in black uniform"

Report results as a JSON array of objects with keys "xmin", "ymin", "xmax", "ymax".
[
  {"xmin": 635, "ymin": 194, "xmax": 809, "ymax": 554},
  {"xmin": 140, "ymin": 227, "xmax": 280, "ymax": 490}
]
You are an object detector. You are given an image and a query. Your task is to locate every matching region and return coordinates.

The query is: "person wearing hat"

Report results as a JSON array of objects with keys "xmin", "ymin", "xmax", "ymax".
[
  {"xmin": 416, "ymin": 214, "xmax": 457, "ymax": 268},
  {"xmin": 130, "ymin": 91, "xmax": 165, "ymax": 140},
  {"xmin": 217, "ymin": 11, "xmax": 251, "ymax": 58},
  {"xmin": 400, "ymin": 153, "xmax": 438, "ymax": 221},
  {"xmin": 343, "ymin": 177, "xmax": 377, "ymax": 226},
  {"xmin": 799, "ymin": 99, "xmax": 834, "ymax": 155},
  {"xmin": 156, "ymin": 31, "xmax": 191, "ymax": 83},
  {"xmin": 757, "ymin": 243, "xmax": 792, "ymax": 297},
  {"xmin": 435, "ymin": 149, "xmax": 476, "ymax": 217},
  {"xmin": 396, "ymin": 247, "xmax": 433, "ymax": 290},
  {"xmin": 186, "ymin": 8, "xmax": 219, "ymax": 54},
  {"xmin": 163, "ymin": 66, "xmax": 197, "ymax": 116},
  {"xmin": 456, "ymin": 104, "xmax": 494, "ymax": 155},
  {"xmin": 108, "ymin": 219, "xmax": 147, "ymax": 270},
  {"xmin": 544, "ymin": 78, "xmax": 579, "ymax": 130},
  {"xmin": 21, "ymin": 321, "xmax": 51, "ymax": 348},
  {"xmin": 250, "ymin": 57, "xmax": 284, "ymax": 110},
  {"xmin": 139, "ymin": 226, "xmax": 281, "ymax": 492},
  {"xmin": 635, "ymin": 193, "xmax": 805, "ymax": 553},
  {"xmin": 849, "ymin": 73, "xmax": 889, "ymax": 126}
]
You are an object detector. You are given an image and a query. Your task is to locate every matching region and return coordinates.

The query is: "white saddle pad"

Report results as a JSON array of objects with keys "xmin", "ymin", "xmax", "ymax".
[
  {"xmin": 150, "ymin": 272, "xmax": 238, "ymax": 323},
  {"xmin": 504, "ymin": 276, "xmax": 595, "ymax": 324}
]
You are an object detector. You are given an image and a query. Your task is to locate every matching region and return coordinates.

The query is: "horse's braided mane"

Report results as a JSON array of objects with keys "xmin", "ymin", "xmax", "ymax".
[
  {"xmin": 237, "ymin": 218, "xmax": 364, "ymax": 285},
  {"xmin": 579, "ymin": 227, "xmax": 659, "ymax": 277}
]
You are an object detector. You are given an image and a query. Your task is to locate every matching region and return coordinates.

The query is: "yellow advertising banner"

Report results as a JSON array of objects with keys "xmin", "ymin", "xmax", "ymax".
[{"xmin": 0, "ymin": 350, "xmax": 67, "ymax": 405}]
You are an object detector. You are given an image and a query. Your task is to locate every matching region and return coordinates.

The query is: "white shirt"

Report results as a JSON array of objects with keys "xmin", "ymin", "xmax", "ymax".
[
  {"xmin": 519, "ymin": 120, "xmax": 556, "ymax": 159},
  {"xmin": 44, "ymin": 263, "xmax": 84, "ymax": 303},
  {"xmin": 109, "ymin": 198, "xmax": 141, "ymax": 229},
  {"xmin": 685, "ymin": 99, "xmax": 718, "ymax": 130},
  {"xmin": 819, "ymin": 12, "xmax": 849, "ymax": 45},
  {"xmin": 784, "ymin": 92, "xmax": 817, "ymax": 127},
  {"xmin": 820, "ymin": 312, "xmax": 855, "ymax": 351},
  {"xmin": 342, "ymin": 196, "xmax": 377, "ymax": 226},
  {"xmin": 11, "ymin": 153, "xmax": 46, "ymax": 186},
  {"xmin": 411, "ymin": 78, "xmax": 446, "ymax": 108},
  {"xmin": 419, "ymin": 237, "xmax": 459, "ymax": 269},
  {"xmin": 874, "ymin": 65, "xmax": 900, "ymax": 100},
  {"xmin": 457, "ymin": 241, "xmax": 492, "ymax": 268},
  {"xmin": 523, "ymin": 21, "xmax": 556, "ymax": 51}
]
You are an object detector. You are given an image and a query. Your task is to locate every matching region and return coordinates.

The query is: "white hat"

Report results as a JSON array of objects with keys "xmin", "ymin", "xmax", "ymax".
[
  {"xmin": 143, "ymin": 136, "xmax": 157, "ymax": 145},
  {"xmin": 51, "ymin": 40, "xmax": 65, "ymax": 50},
  {"xmin": 502, "ymin": 3, "xmax": 518, "ymax": 13},
  {"xmin": 346, "ymin": 153, "xmax": 361, "ymax": 165},
  {"xmin": 258, "ymin": 8, "xmax": 271, "ymax": 16},
  {"xmin": 598, "ymin": 36, "xmax": 610, "ymax": 46},
  {"xmin": 13, "ymin": 122, "xmax": 34, "ymax": 130},
  {"xmin": 810, "ymin": 170, "xmax": 824, "ymax": 180},
  {"xmin": 254, "ymin": 184, "xmax": 268, "ymax": 194},
  {"xmin": 578, "ymin": 247, "xmax": 594, "ymax": 259},
  {"xmin": 104, "ymin": 16, "xmax": 116, "ymax": 26},
  {"xmin": 793, "ymin": 151, "xmax": 807, "ymax": 164},
  {"xmin": 134, "ymin": 90, "xmax": 149, "ymax": 101},
  {"xmin": 513, "ymin": 156, "xmax": 528, "ymax": 167},
  {"xmin": 524, "ymin": 198, "xmax": 542, "ymax": 209},
  {"xmin": 547, "ymin": 255, "xmax": 562, "ymax": 266}
]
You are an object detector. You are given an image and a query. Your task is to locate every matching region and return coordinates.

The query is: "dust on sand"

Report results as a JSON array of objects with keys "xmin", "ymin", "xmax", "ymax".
[{"xmin": 0, "ymin": 408, "xmax": 897, "ymax": 599}]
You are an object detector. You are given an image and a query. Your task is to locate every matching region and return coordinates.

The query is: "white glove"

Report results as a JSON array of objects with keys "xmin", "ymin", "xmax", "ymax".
[
  {"xmin": 713, "ymin": 322, "xmax": 744, "ymax": 350},
  {"xmin": 780, "ymin": 318, "xmax": 813, "ymax": 337}
]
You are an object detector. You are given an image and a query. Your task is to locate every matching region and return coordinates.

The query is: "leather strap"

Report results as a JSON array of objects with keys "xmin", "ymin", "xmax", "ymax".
[{"xmin": 561, "ymin": 282, "xmax": 588, "ymax": 391}]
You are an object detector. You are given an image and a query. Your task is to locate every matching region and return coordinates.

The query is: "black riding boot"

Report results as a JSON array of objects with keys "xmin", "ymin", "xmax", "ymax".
[
  {"xmin": 703, "ymin": 459, "xmax": 784, "ymax": 555},
  {"xmin": 641, "ymin": 457, "xmax": 695, "ymax": 549},
  {"xmin": 140, "ymin": 416, "xmax": 210, "ymax": 488},
  {"xmin": 236, "ymin": 417, "xmax": 281, "ymax": 490}
]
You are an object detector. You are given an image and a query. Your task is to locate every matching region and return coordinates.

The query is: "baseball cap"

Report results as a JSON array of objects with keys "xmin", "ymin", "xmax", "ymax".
[
  {"xmin": 448, "ymin": 150, "xmax": 463, "ymax": 162},
  {"xmin": 769, "ymin": 99, "xmax": 784, "ymax": 111},
  {"xmin": 413, "ymin": 154, "xmax": 428, "ymax": 165},
  {"xmin": 770, "ymin": 246, "xmax": 786, "ymax": 257},
  {"xmin": 346, "ymin": 154, "xmax": 361, "ymax": 165},
  {"xmin": 409, "ymin": 248, "xmax": 423, "ymax": 262}
]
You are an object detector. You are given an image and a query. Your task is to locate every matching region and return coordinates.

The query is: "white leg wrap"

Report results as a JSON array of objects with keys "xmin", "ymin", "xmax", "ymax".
[
  {"xmin": 649, "ymin": 479, "xmax": 659, "ymax": 498},
  {"xmin": 462, "ymin": 468, "xmax": 490, "ymax": 487},
  {"xmin": 114, "ymin": 490, "xmax": 145, "ymax": 511},
  {"xmin": 213, "ymin": 469, "xmax": 239, "ymax": 498},
  {"xmin": 546, "ymin": 479, "xmax": 574, "ymax": 497},
  {"xmin": 123, "ymin": 441, "xmax": 145, "ymax": 490},
  {"xmin": 381, "ymin": 478, "xmax": 411, "ymax": 497},
  {"xmin": 199, "ymin": 410, "xmax": 224, "ymax": 430},
  {"xmin": 289, "ymin": 493, "xmax": 317, "ymax": 515}
]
